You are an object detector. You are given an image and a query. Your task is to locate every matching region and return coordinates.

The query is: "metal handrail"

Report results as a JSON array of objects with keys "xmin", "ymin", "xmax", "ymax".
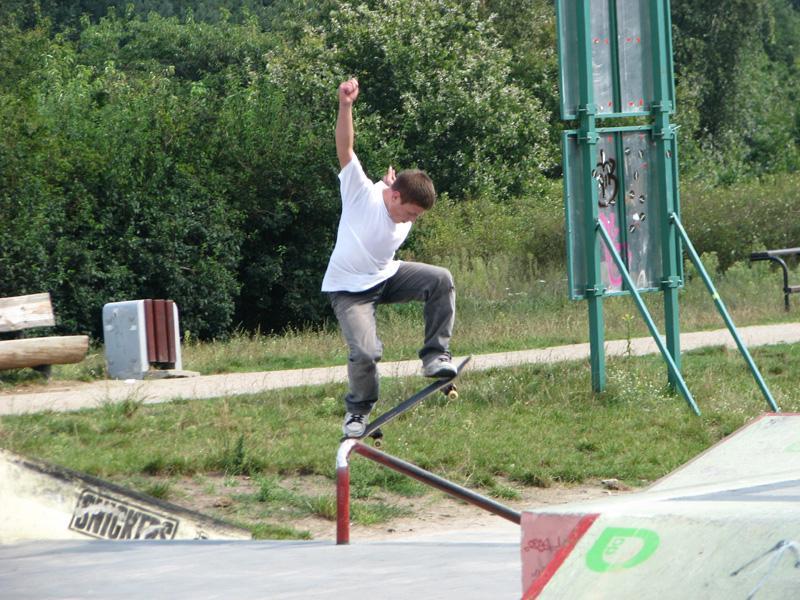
[
  {"xmin": 336, "ymin": 439, "xmax": 520, "ymax": 545},
  {"xmin": 750, "ymin": 248, "xmax": 800, "ymax": 311}
]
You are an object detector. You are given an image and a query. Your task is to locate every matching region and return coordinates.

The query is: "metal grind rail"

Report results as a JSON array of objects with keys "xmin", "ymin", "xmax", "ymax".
[{"xmin": 336, "ymin": 439, "xmax": 521, "ymax": 545}]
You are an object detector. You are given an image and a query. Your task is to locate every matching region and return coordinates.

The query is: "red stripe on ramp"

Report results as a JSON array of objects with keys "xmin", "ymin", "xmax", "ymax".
[{"xmin": 521, "ymin": 513, "xmax": 599, "ymax": 599}]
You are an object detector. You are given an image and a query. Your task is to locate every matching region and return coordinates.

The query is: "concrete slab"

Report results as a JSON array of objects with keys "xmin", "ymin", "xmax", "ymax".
[
  {"xmin": 649, "ymin": 413, "xmax": 800, "ymax": 493},
  {"xmin": 0, "ymin": 538, "xmax": 521, "ymax": 600},
  {"xmin": 519, "ymin": 414, "xmax": 800, "ymax": 599}
]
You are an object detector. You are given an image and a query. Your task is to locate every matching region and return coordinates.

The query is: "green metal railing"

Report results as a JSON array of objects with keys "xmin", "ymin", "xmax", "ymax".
[
  {"xmin": 596, "ymin": 218, "xmax": 700, "ymax": 415},
  {"xmin": 671, "ymin": 215, "xmax": 779, "ymax": 412}
]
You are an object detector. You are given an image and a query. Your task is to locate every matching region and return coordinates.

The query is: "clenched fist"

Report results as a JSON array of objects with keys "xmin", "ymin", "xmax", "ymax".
[{"xmin": 339, "ymin": 78, "xmax": 359, "ymax": 106}]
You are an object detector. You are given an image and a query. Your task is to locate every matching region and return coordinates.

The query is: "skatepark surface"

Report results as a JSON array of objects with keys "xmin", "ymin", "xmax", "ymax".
[
  {"xmin": 0, "ymin": 537, "xmax": 522, "ymax": 599},
  {"xmin": 519, "ymin": 413, "xmax": 800, "ymax": 599},
  {"xmin": 1, "ymin": 323, "xmax": 800, "ymax": 599}
]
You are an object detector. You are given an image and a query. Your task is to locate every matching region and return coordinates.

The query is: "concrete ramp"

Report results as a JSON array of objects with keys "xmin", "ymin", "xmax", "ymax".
[
  {"xmin": 0, "ymin": 449, "xmax": 520, "ymax": 599},
  {"xmin": 520, "ymin": 413, "xmax": 800, "ymax": 599},
  {"xmin": 0, "ymin": 449, "xmax": 249, "ymax": 543}
]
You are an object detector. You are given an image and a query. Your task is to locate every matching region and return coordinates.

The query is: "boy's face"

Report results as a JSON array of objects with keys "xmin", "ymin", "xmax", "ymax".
[{"xmin": 385, "ymin": 191, "xmax": 426, "ymax": 224}]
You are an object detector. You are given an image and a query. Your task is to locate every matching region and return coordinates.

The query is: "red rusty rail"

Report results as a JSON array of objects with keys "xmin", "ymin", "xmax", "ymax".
[{"xmin": 336, "ymin": 439, "xmax": 521, "ymax": 545}]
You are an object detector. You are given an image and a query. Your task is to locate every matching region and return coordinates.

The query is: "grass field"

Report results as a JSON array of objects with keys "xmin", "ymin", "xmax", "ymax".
[
  {"xmin": 1, "ymin": 336, "xmax": 797, "ymax": 539},
  {"xmin": 8, "ymin": 253, "xmax": 792, "ymax": 388},
  {"xmin": 1, "ymin": 253, "xmax": 798, "ymax": 539}
]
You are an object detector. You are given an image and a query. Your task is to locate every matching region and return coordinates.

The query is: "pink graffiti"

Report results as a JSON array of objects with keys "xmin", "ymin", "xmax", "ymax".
[{"xmin": 598, "ymin": 212, "xmax": 623, "ymax": 288}]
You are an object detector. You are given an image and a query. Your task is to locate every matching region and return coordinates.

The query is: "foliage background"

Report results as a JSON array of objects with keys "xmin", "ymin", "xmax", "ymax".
[{"xmin": 1, "ymin": 1, "xmax": 798, "ymax": 339}]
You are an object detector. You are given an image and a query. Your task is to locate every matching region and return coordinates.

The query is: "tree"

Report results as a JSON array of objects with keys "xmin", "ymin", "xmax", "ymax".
[{"xmin": 671, "ymin": 0, "xmax": 800, "ymax": 180}]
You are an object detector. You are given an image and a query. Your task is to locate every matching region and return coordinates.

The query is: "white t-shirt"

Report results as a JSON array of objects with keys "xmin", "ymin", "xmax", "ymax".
[{"xmin": 321, "ymin": 155, "xmax": 412, "ymax": 292}]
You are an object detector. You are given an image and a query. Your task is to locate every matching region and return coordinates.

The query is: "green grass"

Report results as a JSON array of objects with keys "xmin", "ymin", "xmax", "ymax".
[
  {"xmin": 0, "ymin": 254, "xmax": 795, "ymax": 387},
  {"xmin": 1, "ymin": 250, "xmax": 798, "ymax": 539},
  {"xmin": 151, "ymin": 254, "xmax": 800, "ymax": 373},
  {"xmin": 2, "ymin": 341, "xmax": 798, "ymax": 538}
]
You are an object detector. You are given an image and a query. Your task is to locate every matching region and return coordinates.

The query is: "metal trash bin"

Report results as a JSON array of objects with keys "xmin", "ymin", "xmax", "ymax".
[{"xmin": 102, "ymin": 299, "xmax": 183, "ymax": 380}]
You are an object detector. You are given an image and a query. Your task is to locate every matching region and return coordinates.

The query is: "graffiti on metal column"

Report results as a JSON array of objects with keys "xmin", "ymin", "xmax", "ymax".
[
  {"xmin": 623, "ymin": 140, "xmax": 649, "ymax": 236},
  {"xmin": 592, "ymin": 149, "xmax": 618, "ymax": 207},
  {"xmin": 628, "ymin": 212, "xmax": 646, "ymax": 234},
  {"xmin": 598, "ymin": 212, "xmax": 623, "ymax": 289}
]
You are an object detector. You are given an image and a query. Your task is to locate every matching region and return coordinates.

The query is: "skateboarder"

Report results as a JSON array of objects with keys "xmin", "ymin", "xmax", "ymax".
[{"xmin": 323, "ymin": 78, "xmax": 457, "ymax": 438}]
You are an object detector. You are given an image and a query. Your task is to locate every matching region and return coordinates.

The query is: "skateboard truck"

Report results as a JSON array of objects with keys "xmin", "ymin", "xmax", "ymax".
[{"xmin": 441, "ymin": 382, "xmax": 458, "ymax": 401}]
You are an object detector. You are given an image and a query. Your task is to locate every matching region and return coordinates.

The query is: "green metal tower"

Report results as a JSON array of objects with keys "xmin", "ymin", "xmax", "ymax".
[{"xmin": 556, "ymin": 0, "xmax": 778, "ymax": 414}]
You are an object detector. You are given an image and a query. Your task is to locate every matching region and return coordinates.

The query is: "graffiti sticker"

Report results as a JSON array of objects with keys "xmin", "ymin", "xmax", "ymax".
[
  {"xmin": 592, "ymin": 149, "xmax": 618, "ymax": 208},
  {"xmin": 69, "ymin": 490, "xmax": 179, "ymax": 540},
  {"xmin": 586, "ymin": 527, "xmax": 660, "ymax": 573}
]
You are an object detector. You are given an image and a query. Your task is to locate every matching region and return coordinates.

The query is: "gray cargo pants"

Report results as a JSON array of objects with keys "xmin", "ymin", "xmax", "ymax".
[{"xmin": 328, "ymin": 261, "xmax": 455, "ymax": 415}]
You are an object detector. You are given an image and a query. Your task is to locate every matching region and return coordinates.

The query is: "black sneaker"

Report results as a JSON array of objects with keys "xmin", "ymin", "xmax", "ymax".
[{"xmin": 342, "ymin": 412, "xmax": 368, "ymax": 438}]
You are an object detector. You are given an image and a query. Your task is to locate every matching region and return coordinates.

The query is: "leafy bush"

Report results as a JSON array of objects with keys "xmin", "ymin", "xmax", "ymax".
[
  {"xmin": 1, "ymin": 2, "xmax": 800, "ymax": 340},
  {"xmin": 672, "ymin": 0, "xmax": 800, "ymax": 183},
  {"xmin": 408, "ymin": 177, "xmax": 564, "ymax": 272},
  {"xmin": 0, "ymin": 18, "xmax": 243, "ymax": 337},
  {"xmin": 681, "ymin": 174, "xmax": 800, "ymax": 270},
  {"xmin": 1, "ymin": 4, "xmax": 561, "ymax": 338}
]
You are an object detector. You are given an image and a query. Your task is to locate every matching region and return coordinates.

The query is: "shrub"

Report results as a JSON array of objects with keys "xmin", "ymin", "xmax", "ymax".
[
  {"xmin": 408, "ymin": 177, "xmax": 564, "ymax": 271},
  {"xmin": 0, "ymin": 20, "xmax": 243, "ymax": 338},
  {"xmin": 681, "ymin": 174, "xmax": 800, "ymax": 271}
]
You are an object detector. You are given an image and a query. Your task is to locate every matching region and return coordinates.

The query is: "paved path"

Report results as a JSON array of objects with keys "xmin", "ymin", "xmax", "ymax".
[{"xmin": 1, "ymin": 323, "xmax": 798, "ymax": 416}]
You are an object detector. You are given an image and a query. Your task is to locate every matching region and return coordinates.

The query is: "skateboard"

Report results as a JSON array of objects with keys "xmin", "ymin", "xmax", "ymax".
[{"xmin": 345, "ymin": 355, "xmax": 472, "ymax": 446}]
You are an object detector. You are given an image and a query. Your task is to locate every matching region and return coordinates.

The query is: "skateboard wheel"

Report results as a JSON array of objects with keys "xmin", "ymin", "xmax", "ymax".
[
  {"xmin": 370, "ymin": 428, "xmax": 383, "ymax": 447},
  {"xmin": 447, "ymin": 389, "xmax": 458, "ymax": 401}
]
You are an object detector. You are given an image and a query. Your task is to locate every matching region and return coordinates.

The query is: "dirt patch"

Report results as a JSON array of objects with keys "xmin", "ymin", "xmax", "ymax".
[{"xmin": 163, "ymin": 473, "xmax": 631, "ymax": 542}]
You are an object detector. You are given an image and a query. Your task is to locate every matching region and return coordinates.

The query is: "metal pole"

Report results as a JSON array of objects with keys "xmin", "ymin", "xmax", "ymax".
[
  {"xmin": 650, "ymin": 0, "xmax": 681, "ymax": 389},
  {"xmin": 336, "ymin": 439, "xmax": 521, "ymax": 544},
  {"xmin": 353, "ymin": 443, "xmax": 521, "ymax": 525},
  {"xmin": 596, "ymin": 219, "xmax": 701, "ymax": 415},
  {"xmin": 336, "ymin": 440, "xmax": 356, "ymax": 545},
  {"xmin": 576, "ymin": 0, "xmax": 606, "ymax": 391},
  {"xmin": 671, "ymin": 214, "xmax": 780, "ymax": 412}
]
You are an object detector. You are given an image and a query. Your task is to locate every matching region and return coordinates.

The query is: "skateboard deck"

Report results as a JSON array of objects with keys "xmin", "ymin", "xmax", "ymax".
[{"xmin": 346, "ymin": 355, "xmax": 472, "ymax": 445}]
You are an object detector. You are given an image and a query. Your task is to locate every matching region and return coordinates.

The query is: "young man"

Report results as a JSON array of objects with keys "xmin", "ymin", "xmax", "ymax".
[{"xmin": 323, "ymin": 78, "xmax": 457, "ymax": 438}]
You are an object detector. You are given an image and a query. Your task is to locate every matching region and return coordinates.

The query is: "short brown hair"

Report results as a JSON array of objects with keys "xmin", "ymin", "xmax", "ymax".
[{"xmin": 392, "ymin": 169, "xmax": 436, "ymax": 210}]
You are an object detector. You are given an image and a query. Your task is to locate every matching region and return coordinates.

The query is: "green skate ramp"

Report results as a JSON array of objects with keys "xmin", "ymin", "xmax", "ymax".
[{"xmin": 520, "ymin": 413, "xmax": 800, "ymax": 599}]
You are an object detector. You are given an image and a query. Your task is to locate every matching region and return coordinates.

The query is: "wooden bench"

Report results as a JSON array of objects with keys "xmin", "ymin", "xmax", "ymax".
[
  {"xmin": 750, "ymin": 247, "xmax": 800, "ymax": 311},
  {"xmin": 0, "ymin": 293, "xmax": 89, "ymax": 377}
]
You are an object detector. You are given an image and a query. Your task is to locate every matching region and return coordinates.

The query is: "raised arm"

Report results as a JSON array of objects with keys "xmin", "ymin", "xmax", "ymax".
[{"xmin": 336, "ymin": 78, "xmax": 359, "ymax": 169}]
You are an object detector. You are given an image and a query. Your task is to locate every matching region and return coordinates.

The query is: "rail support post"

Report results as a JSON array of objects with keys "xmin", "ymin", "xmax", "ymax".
[{"xmin": 336, "ymin": 439, "xmax": 357, "ymax": 545}]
